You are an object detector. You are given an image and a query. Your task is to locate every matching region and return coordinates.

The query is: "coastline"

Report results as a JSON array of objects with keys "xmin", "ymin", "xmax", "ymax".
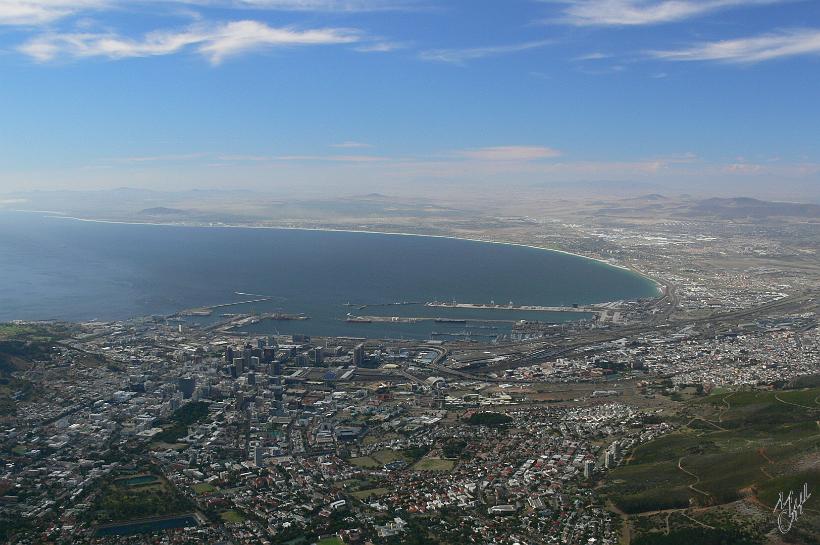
[{"xmin": 9, "ymin": 209, "xmax": 665, "ymax": 296}]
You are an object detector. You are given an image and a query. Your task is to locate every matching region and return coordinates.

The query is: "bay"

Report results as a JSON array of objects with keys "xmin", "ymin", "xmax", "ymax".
[{"xmin": 0, "ymin": 212, "xmax": 659, "ymax": 339}]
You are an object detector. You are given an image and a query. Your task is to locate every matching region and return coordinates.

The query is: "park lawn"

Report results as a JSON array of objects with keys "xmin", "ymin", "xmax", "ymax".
[
  {"xmin": 362, "ymin": 432, "xmax": 399, "ymax": 446},
  {"xmin": 0, "ymin": 324, "xmax": 36, "ymax": 339},
  {"xmin": 150, "ymin": 441, "xmax": 189, "ymax": 451},
  {"xmin": 412, "ymin": 458, "xmax": 455, "ymax": 472},
  {"xmin": 128, "ymin": 483, "xmax": 165, "ymax": 492},
  {"xmin": 337, "ymin": 478, "xmax": 368, "ymax": 489},
  {"xmin": 192, "ymin": 483, "xmax": 217, "ymax": 495},
  {"xmin": 220, "ymin": 510, "xmax": 245, "ymax": 523},
  {"xmin": 370, "ymin": 449, "xmax": 407, "ymax": 465},
  {"xmin": 351, "ymin": 487, "xmax": 389, "ymax": 500},
  {"xmin": 93, "ymin": 476, "xmax": 192, "ymax": 523},
  {"xmin": 349, "ymin": 456, "xmax": 380, "ymax": 468},
  {"xmin": 350, "ymin": 449, "xmax": 412, "ymax": 468},
  {"xmin": 316, "ymin": 537, "xmax": 343, "ymax": 545}
]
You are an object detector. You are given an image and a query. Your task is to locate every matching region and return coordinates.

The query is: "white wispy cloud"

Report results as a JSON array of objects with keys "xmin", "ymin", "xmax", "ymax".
[
  {"xmin": 649, "ymin": 28, "xmax": 820, "ymax": 63},
  {"xmin": 419, "ymin": 40, "xmax": 551, "ymax": 64},
  {"xmin": 275, "ymin": 154, "xmax": 387, "ymax": 162},
  {"xmin": 354, "ymin": 40, "xmax": 406, "ymax": 52},
  {"xmin": 331, "ymin": 141, "xmax": 373, "ymax": 148},
  {"xmin": 573, "ymin": 51, "xmax": 611, "ymax": 61},
  {"xmin": 19, "ymin": 20, "xmax": 362, "ymax": 63},
  {"xmin": 454, "ymin": 146, "xmax": 562, "ymax": 161},
  {"xmin": 549, "ymin": 0, "xmax": 781, "ymax": 27},
  {"xmin": 109, "ymin": 153, "xmax": 208, "ymax": 163},
  {"xmin": 215, "ymin": 154, "xmax": 273, "ymax": 161},
  {"xmin": 0, "ymin": 0, "xmax": 107, "ymax": 26},
  {"xmin": 221, "ymin": 0, "xmax": 418, "ymax": 11},
  {"xmin": 102, "ymin": 151, "xmax": 387, "ymax": 165},
  {"xmin": 200, "ymin": 21, "xmax": 360, "ymax": 63},
  {"xmin": 0, "ymin": 0, "xmax": 415, "ymax": 27}
]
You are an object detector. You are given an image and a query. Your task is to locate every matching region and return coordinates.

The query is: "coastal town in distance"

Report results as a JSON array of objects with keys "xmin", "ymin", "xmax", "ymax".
[{"xmin": 1, "ymin": 191, "xmax": 817, "ymax": 545}]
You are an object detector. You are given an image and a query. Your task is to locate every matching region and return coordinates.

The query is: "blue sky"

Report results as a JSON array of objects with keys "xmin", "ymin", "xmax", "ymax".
[{"xmin": 1, "ymin": 0, "xmax": 819, "ymax": 198}]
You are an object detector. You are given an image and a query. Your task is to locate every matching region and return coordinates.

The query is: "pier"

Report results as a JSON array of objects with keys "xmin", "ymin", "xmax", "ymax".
[
  {"xmin": 203, "ymin": 297, "xmax": 273, "ymax": 310},
  {"xmin": 178, "ymin": 297, "xmax": 274, "ymax": 317},
  {"xmin": 424, "ymin": 301, "xmax": 601, "ymax": 313},
  {"xmin": 345, "ymin": 315, "xmax": 519, "ymax": 325}
]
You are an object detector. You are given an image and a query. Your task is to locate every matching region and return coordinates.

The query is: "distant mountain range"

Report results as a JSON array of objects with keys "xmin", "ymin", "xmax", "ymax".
[
  {"xmin": 690, "ymin": 197, "xmax": 820, "ymax": 219},
  {"xmin": 2, "ymin": 188, "xmax": 818, "ymax": 223},
  {"xmin": 139, "ymin": 207, "xmax": 188, "ymax": 216},
  {"xmin": 593, "ymin": 195, "xmax": 820, "ymax": 220}
]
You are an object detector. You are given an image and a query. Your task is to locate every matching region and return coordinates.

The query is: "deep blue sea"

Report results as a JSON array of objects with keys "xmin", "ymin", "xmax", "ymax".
[{"xmin": 0, "ymin": 212, "xmax": 658, "ymax": 339}]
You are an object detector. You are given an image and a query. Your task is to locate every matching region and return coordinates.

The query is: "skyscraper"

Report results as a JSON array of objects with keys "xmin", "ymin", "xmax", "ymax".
[{"xmin": 353, "ymin": 343, "xmax": 365, "ymax": 366}]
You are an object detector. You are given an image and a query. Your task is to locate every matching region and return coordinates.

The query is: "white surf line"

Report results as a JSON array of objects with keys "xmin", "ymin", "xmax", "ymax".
[{"xmin": 24, "ymin": 210, "xmax": 664, "ymax": 294}]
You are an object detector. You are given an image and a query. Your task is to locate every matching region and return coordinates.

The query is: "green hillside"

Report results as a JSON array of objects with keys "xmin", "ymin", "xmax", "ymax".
[{"xmin": 604, "ymin": 388, "xmax": 820, "ymax": 544}]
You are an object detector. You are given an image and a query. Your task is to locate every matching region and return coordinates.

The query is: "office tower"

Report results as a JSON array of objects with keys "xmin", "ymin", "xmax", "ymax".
[
  {"xmin": 177, "ymin": 376, "xmax": 196, "ymax": 399},
  {"xmin": 254, "ymin": 445, "xmax": 266, "ymax": 466},
  {"xmin": 263, "ymin": 346, "xmax": 276, "ymax": 363},
  {"xmin": 353, "ymin": 343, "xmax": 365, "ymax": 366}
]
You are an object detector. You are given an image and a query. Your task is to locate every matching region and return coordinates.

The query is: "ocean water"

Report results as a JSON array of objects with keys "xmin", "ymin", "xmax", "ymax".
[{"xmin": 0, "ymin": 212, "xmax": 658, "ymax": 339}]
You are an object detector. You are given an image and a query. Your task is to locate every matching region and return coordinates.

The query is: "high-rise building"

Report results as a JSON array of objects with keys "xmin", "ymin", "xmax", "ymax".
[
  {"xmin": 263, "ymin": 346, "xmax": 276, "ymax": 363},
  {"xmin": 353, "ymin": 343, "xmax": 365, "ymax": 366},
  {"xmin": 584, "ymin": 460, "xmax": 595, "ymax": 478},
  {"xmin": 233, "ymin": 357, "xmax": 244, "ymax": 375},
  {"xmin": 243, "ymin": 344, "xmax": 253, "ymax": 370},
  {"xmin": 310, "ymin": 347, "xmax": 324, "ymax": 365},
  {"xmin": 254, "ymin": 445, "xmax": 266, "ymax": 466},
  {"xmin": 177, "ymin": 376, "xmax": 196, "ymax": 399},
  {"xmin": 273, "ymin": 399, "xmax": 285, "ymax": 416}
]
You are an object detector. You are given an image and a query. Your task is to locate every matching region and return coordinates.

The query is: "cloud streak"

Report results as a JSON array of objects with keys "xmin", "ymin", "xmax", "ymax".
[
  {"xmin": 331, "ymin": 141, "xmax": 373, "ymax": 148},
  {"xmin": 419, "ymin": 40, "xmax": 551, "ymax": 64},
  {"xmin": 0, "ymin": 0, "xmax": 417, "ymax": 27},
  {"xmin": 274, "ymin": 154, "xmax": 387, "ymax": 162},
  {"xmin": 221, "ymin": 0, "xmax": 419, "ymax": 11},
  {"xmin": 454, "ymin": 146, "xmax": 562, "ymax": 161},
  {"xmin": 0, "ymin": 0, "xmax": 107, "ymax": 26},
  {"xmin": 550, "ymin": 0, "xmax": 781, "ymax": 27},
  {"xmin": 649, "ymin": 28, "xmax": 820, "ymax": 63},
  {"xmin": 19, "ymin": 20, "xmax": 362, "ymax": 63}
]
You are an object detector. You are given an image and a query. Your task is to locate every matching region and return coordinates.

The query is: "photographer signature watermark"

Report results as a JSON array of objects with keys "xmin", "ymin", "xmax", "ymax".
[{"xmin": 774, "ymin": 482, "xmax": 812, "ymax": 534}]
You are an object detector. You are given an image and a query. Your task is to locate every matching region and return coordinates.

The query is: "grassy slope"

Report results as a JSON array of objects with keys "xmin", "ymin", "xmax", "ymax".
[{"xmin": 604, "ymin": 388, "xmax": 820, "ymax": 542}]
